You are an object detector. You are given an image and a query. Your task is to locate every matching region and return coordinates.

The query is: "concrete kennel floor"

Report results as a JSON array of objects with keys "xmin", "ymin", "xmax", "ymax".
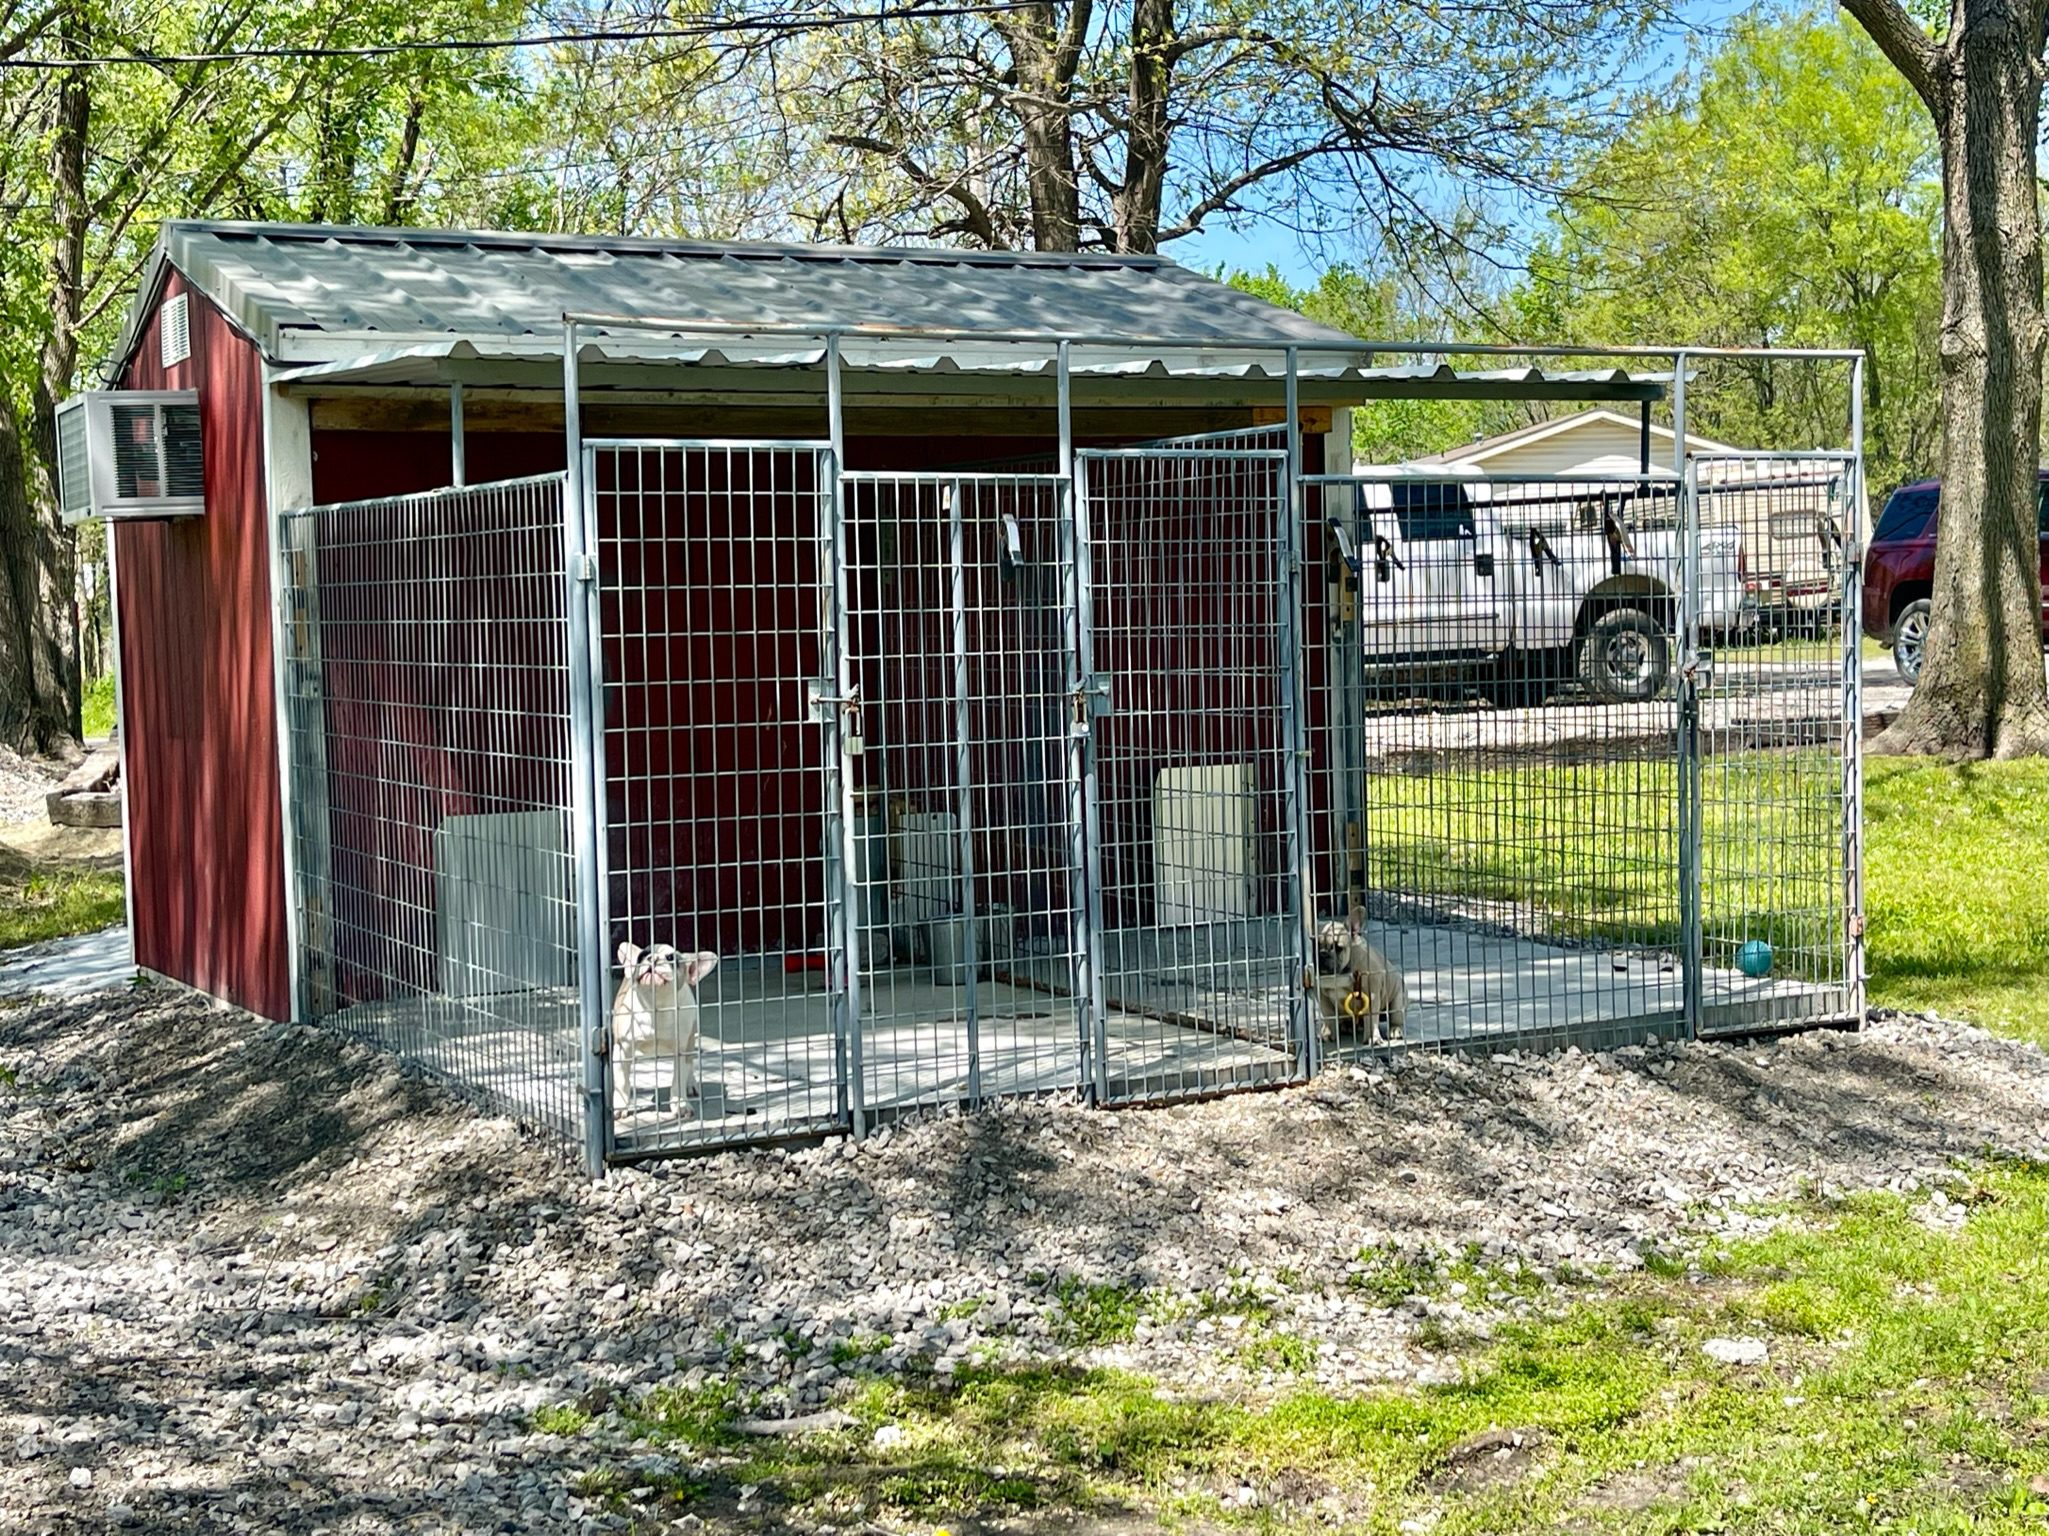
[{"xmin": 327, "ymin": 916, "xmax": 1849, "ymax": 1155}]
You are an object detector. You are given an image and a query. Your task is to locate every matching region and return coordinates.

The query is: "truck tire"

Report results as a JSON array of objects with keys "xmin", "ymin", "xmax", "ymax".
[
  {"xmin": 1580, "ymin": 608, "xmax": 1669, "ymax": 703},
  {"xmin": 1891, "ymin": 598, "xmax": 1929, "ymax": 685}
]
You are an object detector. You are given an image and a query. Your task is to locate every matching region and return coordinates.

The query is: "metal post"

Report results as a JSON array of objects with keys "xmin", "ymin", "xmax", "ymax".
[
  {"xmin": 1060, "ymin": 341, "xmax": 1110, "ymax": 1102},
  {"xmin": 450, "ymin": 382, "xmax": 466, "ymax": 488},
  {"xmin": 258, "ymin": 367, "xmax": 312, "ymax": 1026},
  {"xmin": 946, "ymin": 479, "xmax": 982, "ymax": 1105},
  {"xmin": 1280, "ymin": 348, "xmax": 1316, "ymax": 1080},
  {"xmin": 826, "ymin": 333, "xmax": 868, "ymax": 1138},
  {"xmin": 1844, "ymin": 353, "xmax": 1867, "ymax": 1024},
  {"xmin": 1673, "ymin": 351, "xmax": 1702, "ymax": 1041},
  {"xmin": 561, "ymin": 320, "xmax": 610, "ymax": 1176},
  {"xmin": 104, "ymin": 531, "xmax": 137, "ymax": 979}
]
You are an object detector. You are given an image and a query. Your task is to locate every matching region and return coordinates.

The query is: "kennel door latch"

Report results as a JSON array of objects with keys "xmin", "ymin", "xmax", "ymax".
[
  {"xmin": 808, "ymin": 680, "xmax": 866, "ymax": 753},
  {"xmin": 1069, "ymin": 673, "xmax": 1113, "ymax": 733}
]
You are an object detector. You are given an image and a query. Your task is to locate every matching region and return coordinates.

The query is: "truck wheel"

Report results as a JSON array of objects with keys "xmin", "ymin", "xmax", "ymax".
[
  {"xmin": 1581, "ymin": 609, "xmax": 1669, "ymax": 703},
  {"xmin": 1892, "ymin": 598, "xmax": 1929, "ymax": 685}
]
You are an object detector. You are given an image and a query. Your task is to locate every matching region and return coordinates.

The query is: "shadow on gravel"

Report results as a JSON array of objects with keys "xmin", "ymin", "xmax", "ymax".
[{"xmin": 2, "ymin": 986, "xmax": 433, "ymax": 1191}]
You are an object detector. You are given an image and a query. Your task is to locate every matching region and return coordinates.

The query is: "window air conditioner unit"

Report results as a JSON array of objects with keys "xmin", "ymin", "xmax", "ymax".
[{"xmin": 54, "ymin": 391, "xmax": 205, "ymax": 525}]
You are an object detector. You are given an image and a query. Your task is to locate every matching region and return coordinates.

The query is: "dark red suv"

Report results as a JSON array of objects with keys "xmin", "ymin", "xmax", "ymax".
[{"xmin": 1861, "ymin": 473, "xmax": 2049, "ymax": 681}]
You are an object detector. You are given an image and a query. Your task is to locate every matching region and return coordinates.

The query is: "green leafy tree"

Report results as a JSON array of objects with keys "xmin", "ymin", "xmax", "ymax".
[
  {"xmin": 1227, "ymin": 263, "xmax": 1529, "ymax": 461},
  {"xmin": 0, "ymin": 0, "xmax": 536, "ymax": 753},
  {"xmin": 1515, "ymin": 11, "xmax": 1941, "ymax": 497}
]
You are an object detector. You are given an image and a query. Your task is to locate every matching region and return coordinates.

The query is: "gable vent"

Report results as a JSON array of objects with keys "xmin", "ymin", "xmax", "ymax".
[{"xmin": 159, "ymin": 294, "xmax": 190, "ymax": 369}]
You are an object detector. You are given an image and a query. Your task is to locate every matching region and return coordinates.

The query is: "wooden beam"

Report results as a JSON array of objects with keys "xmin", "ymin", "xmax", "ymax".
[{"xmin": 1250, "ymin": 405, "xmax": 1334, "ymax": 434}]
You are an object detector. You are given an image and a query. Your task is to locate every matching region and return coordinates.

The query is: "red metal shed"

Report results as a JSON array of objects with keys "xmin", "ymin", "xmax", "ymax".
[{"xmin": 93, "ymin": 221, "xmax": 1403, "ymax": 1026}]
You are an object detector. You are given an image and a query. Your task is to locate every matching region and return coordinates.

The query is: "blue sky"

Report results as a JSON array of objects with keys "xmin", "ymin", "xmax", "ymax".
[{"xmin": 1170, "ymin": 0, "xmax": 1769, "ymax": 286}]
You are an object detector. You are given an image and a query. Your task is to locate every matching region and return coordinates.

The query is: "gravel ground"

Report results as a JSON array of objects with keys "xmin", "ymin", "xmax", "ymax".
[
  {"xmin": 0, "ymin": 746, "xmax": 61, "ymax": 828},
  {"xmin": 1, "ymin": 983, "xmax": 2044, "ymax": 1535}
]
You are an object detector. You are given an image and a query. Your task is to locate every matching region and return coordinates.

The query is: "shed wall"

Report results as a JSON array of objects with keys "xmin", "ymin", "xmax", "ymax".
[{"xmin": 113, "ymin": 272, "xmax": 290, "ymax": 1020}]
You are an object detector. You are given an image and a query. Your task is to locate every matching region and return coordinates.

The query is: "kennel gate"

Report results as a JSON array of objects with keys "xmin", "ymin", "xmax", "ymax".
[
  {"xmin": 1298, "ymin": 456, "xmax": 1863, "ymax": 1058},
  {"xmin": 277, "ymin": 476, "xmax": 586, "ymax": 1145}
]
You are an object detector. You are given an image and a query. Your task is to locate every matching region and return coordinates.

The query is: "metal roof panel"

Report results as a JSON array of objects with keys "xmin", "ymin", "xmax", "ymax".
[{"xmin": 123, "ymin": 220, "xmax": 1354, "ymax": 375}]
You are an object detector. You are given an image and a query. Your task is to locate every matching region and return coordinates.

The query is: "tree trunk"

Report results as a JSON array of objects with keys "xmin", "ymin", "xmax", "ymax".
[
  {"xmin": 0, "ymin": 404, "xmax": 69, "ymax": 755},
  {"xmin": 1872, "ymin": 13, "xmax": 2049, "ymax": 759},
  {"xmin": 1112, "ymin": 0, "xmax": 1173, "ymax": 253},
  {"xmin": 994, "ymin": 1, "xmax": 1084, "ymax": 251},
  {"xmin": 0, "ymin": 21, "xmax": 86, "ymax": 754}
]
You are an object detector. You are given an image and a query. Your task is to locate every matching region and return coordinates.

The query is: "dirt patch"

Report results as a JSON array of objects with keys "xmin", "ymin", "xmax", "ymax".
[
  {"xmin": 1427, "ymin": 1427, "xmax": 1544, "ymax": 1495},
  {"xmin": 0, "ymin": 819, "xmax": 122, "ymax": 867},
  {"xmin": 1583, "ymin": 1464, "xmax": 1687, "ymax": 1513}
]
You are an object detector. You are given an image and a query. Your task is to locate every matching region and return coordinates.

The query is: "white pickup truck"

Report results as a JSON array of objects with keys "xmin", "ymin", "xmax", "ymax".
[{"xmin": 1337, "ymin": 470, "xmax": 1753, "ymax": 703}]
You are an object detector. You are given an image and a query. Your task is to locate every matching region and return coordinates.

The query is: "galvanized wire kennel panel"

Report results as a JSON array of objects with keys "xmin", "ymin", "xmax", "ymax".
[
  {"xmin": 273, "ymin": 428, "xmax": 1862, "ymax": 1166},
  {"xmin": 587, "ymin": 442, "xmax": 847, "ymax": 1154},
  {"xmin": 839, "ymin": 472, "xmax": 1088, "ymax": 1117},
  {"xmin": 278, "ymin": 476, "xmax": 584, "ymax": 1143},
  {"xmin": 1686, "ymin": 453, "xmax": 1861, "ymax": 1034},
  {"xmin": 1300, "ymin": 465, "xmax": 1860, "ymax": 1054},
  {"xmin": 1078, "ymin": 446, "xmax": 1309, "ymax": 1100}
]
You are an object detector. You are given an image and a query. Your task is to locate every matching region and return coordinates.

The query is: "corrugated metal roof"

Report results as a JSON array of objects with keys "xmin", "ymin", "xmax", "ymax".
[
  {"xmin": 108, "ymin": 220, "xmax": 1676, "ymax": 402},
  {"xmin": 118, "ymin": 220, "xmax": 1353, "ymax": 367}
]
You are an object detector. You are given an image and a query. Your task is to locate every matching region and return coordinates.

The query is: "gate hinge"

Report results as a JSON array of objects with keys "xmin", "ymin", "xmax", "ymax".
[{"xmin": 572, "ymin": 554, "xmax": 598, "ymax": 583}]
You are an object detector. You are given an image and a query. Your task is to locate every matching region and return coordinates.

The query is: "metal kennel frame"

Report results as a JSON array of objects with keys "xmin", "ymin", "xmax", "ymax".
[
  {"xmin": 275, "ymin": 330, "xmax": 1868, "ymax": 1172},
  {"xmin": 277, "ymin": 476, "xmax": 586, "ymax": 1146}
]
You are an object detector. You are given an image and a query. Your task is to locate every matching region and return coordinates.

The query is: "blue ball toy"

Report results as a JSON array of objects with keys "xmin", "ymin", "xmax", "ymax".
[{"xmin": 1736, "ymin": 939, "xmax": 1774, "ymax": 978}]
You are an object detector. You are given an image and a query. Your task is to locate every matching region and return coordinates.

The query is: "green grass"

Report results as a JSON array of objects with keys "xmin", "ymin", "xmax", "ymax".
[
  {"xmin": 602, "ymin": 1162, "xmax": 2048, "ymax": 1531},
  {"xmin": 1365, "ymin": 749, "xmax": 1852, "ymax": 973},
  {"xmin": 1347, "ymin": 1242, "xmax": 1445, "ymax": 1305},
  {"xmin": 1051, "ymin": 1279, "xmax": 1145, "ymax": 1347},
  {"xmin": 0, "ymin": 861, "xmax": 125, "ymax": 951},
  {"xmin": 1864, "ymin": 758, "xmax": 2048, "ymax": 1045},
  {"xmin": 1237, "ymin": 1330, "xmax": 1318, "ymax": 1376},
  {"xmin": 1361, "ymin": 750, "xmax": 2046, "ymax": 1045},
  {"xmin": 531, "ymin": 1402, "xmax": 593, "ymax": 1436},
  {"xmin": 79, "ymin": 672, "xmax": 116, "ymax": 739},
  {"xmin": 831, "ymin": 1332, "xmax": 892, "ymax": 1366}
]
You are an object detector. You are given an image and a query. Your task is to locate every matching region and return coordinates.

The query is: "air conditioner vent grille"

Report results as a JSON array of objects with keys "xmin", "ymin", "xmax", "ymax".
[{"xmin": 51, "ymin": 390, "xmax": 205, "ymax": 523}]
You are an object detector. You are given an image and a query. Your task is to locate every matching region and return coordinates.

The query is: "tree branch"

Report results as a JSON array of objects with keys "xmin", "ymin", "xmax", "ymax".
[
  {"xmin": 1838, "ymin": 0, "xmax": 1943, "ymax": 114},
  {"xmin": 1155, "ymin": 141, "xmax": 1332, "ymax": 242}
]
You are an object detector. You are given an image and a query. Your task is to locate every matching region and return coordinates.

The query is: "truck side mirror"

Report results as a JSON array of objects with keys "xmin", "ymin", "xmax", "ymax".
[{"xmin": 1372, "ymin": 533, "xmax": 1403, "ymax": 583}]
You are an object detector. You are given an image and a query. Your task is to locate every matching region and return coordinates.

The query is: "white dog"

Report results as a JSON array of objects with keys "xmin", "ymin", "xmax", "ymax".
[
  {"xmin": 610, "ymin": 942, "xmax": 718, "ymax": 1116},
  {"xmin": 1314, "ymin": 905, "xmax": 1407, "ymax": 1045}
]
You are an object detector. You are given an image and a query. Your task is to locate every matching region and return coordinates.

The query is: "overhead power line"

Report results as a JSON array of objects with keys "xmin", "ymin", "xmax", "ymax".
[{"xmin": 0, "ymin": 2, "xmax": 1026, "ymax": 68}]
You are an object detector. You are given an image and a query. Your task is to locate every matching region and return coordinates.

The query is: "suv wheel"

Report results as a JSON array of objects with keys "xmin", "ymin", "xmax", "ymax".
[
  {"xmin": 1581, "ymin": 608, "xmax": 1670, "ymax": 703},
  {"xmin": 1892, "ymin": 598, "xmax": 1930, "ymax": 685}
]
